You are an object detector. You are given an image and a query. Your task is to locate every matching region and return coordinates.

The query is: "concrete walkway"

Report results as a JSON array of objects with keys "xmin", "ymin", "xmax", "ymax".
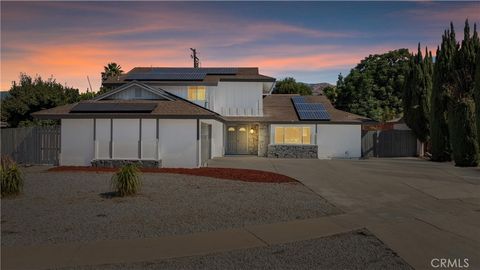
[
  {"xmin": 3, "ymin": 215, "xmax": 362, "ymax": 270},
  {"xmin": 208, "ymin": 157, "xmax": 480, "ymax": 270}
]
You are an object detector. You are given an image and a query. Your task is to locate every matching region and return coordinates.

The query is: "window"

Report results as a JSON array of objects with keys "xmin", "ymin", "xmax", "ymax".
[
  {"xmin": 239, "ymin": 127, "xmax": 246, "ymax": 132},
  {"xmin": 274, "ymin": 127, "xmax": 311, "ymax": 144},
  {"xmin": 228, "ymin": 127, "xmax": 235, "ymax": 132},
  {"xmin": 188, "ymin": 86, "xmax": 206, "ymax": 101}
]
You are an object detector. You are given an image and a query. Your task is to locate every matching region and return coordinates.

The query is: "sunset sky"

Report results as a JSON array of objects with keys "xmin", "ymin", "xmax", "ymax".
[{"xmin": 1, "ymin": 1, "xmax": 479, "ymax": 92}]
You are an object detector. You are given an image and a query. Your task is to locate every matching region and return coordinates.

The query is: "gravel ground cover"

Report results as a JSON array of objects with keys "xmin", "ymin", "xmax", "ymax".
[
  {"xmin": 1, "ymin": 166, "xmax": 340, "ymax": 246},
  {"xmin": 61, "ymin": 229, "xmax": 412, "ymax": 270}
]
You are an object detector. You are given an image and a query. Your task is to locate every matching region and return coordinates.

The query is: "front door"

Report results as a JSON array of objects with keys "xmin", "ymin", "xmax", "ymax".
[{"xmin": 226, "ymin": 125, "xmax": 248, "ymax": 154}]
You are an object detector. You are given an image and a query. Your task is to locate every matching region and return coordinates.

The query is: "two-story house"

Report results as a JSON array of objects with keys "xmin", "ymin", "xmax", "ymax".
[{"xmin": 33, "ymin": 67, "xmax": 369, "ymax": 168}]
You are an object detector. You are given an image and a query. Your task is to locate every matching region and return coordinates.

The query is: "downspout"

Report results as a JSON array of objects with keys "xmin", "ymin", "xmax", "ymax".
[{"xmin": 196, "ymin": 118, "xmax": 200, "ymax": 167}]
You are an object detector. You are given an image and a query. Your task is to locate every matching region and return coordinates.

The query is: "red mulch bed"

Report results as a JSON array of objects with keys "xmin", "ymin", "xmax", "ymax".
[{"xmin": 47, "ymin": 166, "xmax": 297, "ymax": 183}]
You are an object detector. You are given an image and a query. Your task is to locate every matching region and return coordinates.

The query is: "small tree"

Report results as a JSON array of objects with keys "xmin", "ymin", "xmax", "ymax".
[{"xmin": 273, "ymin": 77, "xmax": 312, "ymax": 95}]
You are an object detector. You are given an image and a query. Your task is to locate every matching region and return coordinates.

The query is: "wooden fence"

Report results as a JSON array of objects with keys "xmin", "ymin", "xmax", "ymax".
[
  {"xmin": 1, "ymin": 126, "xmax": 60, "ymax": 165},
  {"xmin": 362, "ymin": 130, "xmax": 418, "ymax": 158}
]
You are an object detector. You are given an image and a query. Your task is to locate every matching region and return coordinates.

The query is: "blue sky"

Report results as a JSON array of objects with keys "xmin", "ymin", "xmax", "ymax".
[{"xmin": 1, "ymin": 1, "xmax": 479, "ymax": 91}]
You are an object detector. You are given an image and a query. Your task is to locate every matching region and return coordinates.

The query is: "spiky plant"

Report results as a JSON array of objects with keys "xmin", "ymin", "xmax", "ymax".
[
  {"xmin": 111, "ymin": 164, "xmax": 141, "ymax": 197},
  {"xmin": 1, "ymin": 155, "xmax": 23, "ymax": 197}
]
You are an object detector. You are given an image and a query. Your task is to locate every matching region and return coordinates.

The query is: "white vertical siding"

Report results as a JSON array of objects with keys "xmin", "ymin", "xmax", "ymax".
[
  {"xmin": 95, "ymin": 119, "xmax": 111, "ymax": 159},
  {"xmin": 60, "ymin": 119, "xmax": 94, "ymax": 166},
  {"xmin": 158, "ymin": 119, "xmax": 198, "ymax": 168},
  {"xmin": 112, "ymin": 119, "xmax": 139, "ymax": 159},
  {"xmin": 106, "ymin": 86, "xmax": 160, "ymax": 100},
  {"xmin": 157, "ymin": 82, "xmax": 263, "ymax": 116},
  {"xmin": 213, "ymin": 82, "xmax": 263, "ymax": 116},
  {"xmin": 316, "ymin": 124, "xmax": 361, "ymax": 159},
  {"xmin": 141, "ymin": 119, "xmax": 157, "ymax": 159}
]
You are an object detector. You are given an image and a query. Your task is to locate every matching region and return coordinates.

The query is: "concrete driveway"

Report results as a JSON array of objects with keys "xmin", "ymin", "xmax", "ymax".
[{"xmin": 208, "ymin": 157, "xmax": 480, "ymax": 270}]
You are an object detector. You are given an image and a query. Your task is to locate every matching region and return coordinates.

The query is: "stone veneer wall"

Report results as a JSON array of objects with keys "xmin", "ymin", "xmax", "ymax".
[
  {"xmin": 258, "ymin": 124, "xmax": 269, "ymax": 157},
  {"xmin": 248, "ymin": 125, "xmax": 259, "ymax": 155},
  {"xmin": 91, "ymin": 159, "xmax": 161, "ymax": 168},
  {"xmin": 267, "ymin": 145, "xmax": 318, "ymax": 159}
]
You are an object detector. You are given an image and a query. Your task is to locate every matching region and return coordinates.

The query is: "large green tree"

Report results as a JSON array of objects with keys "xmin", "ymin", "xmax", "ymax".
[
  {"xmin": 430, "ymin": 24, "xmax": 457, "ymax": 161},
  {"xmin": 1, "ymin": 74, "xmax": 84, "ymax": 127},
  {"xmin": 403, "ymin": 44, "xmax": 432, "ymax": 143},
  {"xmin": 447, "ymin": 20, "xmax": 479, "ymax": 167},
  {"xmin": 334, "ymin": 49, "xmax": 411, "ymax": 121},
  {"xmin": 273, "ymin": 77, "xmax": 312, "ymax": 95}
]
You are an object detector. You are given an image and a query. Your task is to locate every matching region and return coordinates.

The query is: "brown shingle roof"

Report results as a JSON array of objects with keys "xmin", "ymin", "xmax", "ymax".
[
  {"xmin": 223, "ymin": 94, "xmax": 370, "ymax": 124},
  {"xmin": 32, "ymin": 99, "xmax": 219, "ymax": 119}
]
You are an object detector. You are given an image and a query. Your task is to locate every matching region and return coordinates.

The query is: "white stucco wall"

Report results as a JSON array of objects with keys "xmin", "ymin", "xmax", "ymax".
[
  {"xmin": 316, "ymin": 124, "xmax": 361, "ymax": 159},
  {"xmin": 60, "ymin": 119, "xmax": 94, "ymax": 166},
  {"xmin": 158, "ymin": 119, "xmax": 198, "ymax": 167},
  {"xmin": 200, "ymin": 119, "xmax": 224, "ymax": 158},
  {"xmin": 95, "ymin": 119, "xmax": 110, "ymax": 159},
  {"xmin": 112, "ymin": 119, "xmax": 139, "ymax": 159},
  {"xmin": 141, "ymin": 119, "xmax": 157, "ymax": 159}
]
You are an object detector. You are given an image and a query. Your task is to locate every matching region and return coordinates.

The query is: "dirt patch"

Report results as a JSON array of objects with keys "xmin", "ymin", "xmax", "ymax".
[{"xmin": 47, "ymin": 166, "xmax": 297, "ymax": 183}]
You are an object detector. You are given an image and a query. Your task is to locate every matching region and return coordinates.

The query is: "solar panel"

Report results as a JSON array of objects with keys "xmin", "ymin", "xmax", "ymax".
[
  {"xmin": 130, "ymin": 68, "xmax": 238, "ymax": 76},
  {"xmin": 291, "ymin": 97, "xmax": 331, "ymax": 121},
  {"xmin": 291, "ymin": 96, "xmax": 307, "ymax": 104},
  {"xmin": 295, "ymin": 103, "xmax": 326, "ymax": 111},
  {"xmin": 71, "ymin": 103, "xmax": 157, "ymax": 113},
  {"xmin": 125, "ymin": 73, "xmax": 206, "ymax": 81}
]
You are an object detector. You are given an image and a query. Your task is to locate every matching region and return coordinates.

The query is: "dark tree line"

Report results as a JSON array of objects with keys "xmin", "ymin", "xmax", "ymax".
[
  {"xmin": 1, "ymin": 63, "xmax": 123, "ymax": 128},
  {"xmin": 406, "ymin": 20, "xmax": 480, "ymax": 166},
  {"xmin": 328, "ymin": 20, "xmax": 480, "ymax": 167},
  {"xmin": 431, "ymin": 20, "xmax": 480, "ymax": 166}
]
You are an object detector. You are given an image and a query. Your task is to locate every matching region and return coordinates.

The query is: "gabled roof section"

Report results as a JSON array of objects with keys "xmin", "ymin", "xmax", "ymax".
[
  {"xmin": 94, "ymin": 81, "xmax": 174, "ymax": 101},
  {"xmin": 32, "ymin": 81, "xmax": 221, "ymax": 120}
]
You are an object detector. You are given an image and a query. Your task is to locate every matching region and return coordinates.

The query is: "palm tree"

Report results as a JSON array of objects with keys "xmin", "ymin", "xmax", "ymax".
[{"xmin": 101, "ymin": 63, "xmax": 124, "ymax": 81}]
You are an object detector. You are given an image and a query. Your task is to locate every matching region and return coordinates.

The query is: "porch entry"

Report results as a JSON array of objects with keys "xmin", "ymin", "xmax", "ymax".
[{"xmin": 226, "ymin": 125, "xmax": 249, "ymax": 155}]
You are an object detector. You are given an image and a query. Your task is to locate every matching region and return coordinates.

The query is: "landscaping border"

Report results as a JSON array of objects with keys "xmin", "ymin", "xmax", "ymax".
[{"xmin": 47, "ymin": 166, "xmax": 298, "ymax": 183}]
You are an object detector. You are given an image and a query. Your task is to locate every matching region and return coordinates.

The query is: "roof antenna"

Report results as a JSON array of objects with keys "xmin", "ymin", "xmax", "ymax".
[
  {"xmin": 190, "ymin": 48, "xmax": 200, "ymax": 68},
  {"xmin": 87, "ymin": 76, "xmax": 93, "ymax": 93}
]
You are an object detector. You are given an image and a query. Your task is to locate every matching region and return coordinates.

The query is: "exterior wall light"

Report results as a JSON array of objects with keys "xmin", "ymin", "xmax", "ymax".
[{"xmin": 250, "ymin": 128, "xmax": 255, "ymax": 134}]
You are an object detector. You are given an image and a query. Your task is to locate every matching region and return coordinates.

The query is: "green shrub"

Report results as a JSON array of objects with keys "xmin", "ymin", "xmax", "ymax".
[
  {"xmin": 1, "ymin": 156, "xmax": 23, "ymax": 197},
  {"xmin": 111, "ymin": 164, "xmax": 141, "ymax": 196}
]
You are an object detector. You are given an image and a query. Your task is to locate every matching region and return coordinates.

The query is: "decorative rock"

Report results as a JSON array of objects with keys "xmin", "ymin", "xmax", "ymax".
[
  {"xmin": 258, "ymin": 124, "xmax": 269, "ymax": 157},
  {"xmin": 91, "ymin": 159, "xmax": 161, "ymax": 168},
  {"xmin": 267, "ymin": 145, "xmax": 318, "ymax": 159}
]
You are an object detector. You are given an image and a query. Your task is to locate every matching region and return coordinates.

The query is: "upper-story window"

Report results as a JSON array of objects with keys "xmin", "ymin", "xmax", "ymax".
[{"xmin": 188, "ymin": 86, "xmax": 206, "ymax": 101}]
